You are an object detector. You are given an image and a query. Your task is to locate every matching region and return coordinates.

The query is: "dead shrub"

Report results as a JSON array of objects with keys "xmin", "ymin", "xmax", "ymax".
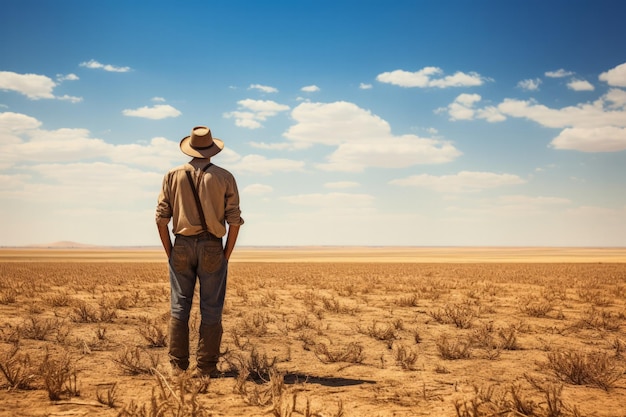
[
  {"xmin": 314, "ymin": 342, "xmax": 364, "ymax": 364},
  {"xmin": 114, "ymin": 346, "xmax": 161, "ymax": 375},
  {"xmin": 137, "ymin": 321, "xmax": 168, "ymax": 348},
  {"xmin": 45, "ymin": 293, "xmax": 73, "ymax": 307},
  {"xmin": 436, "ymin": 334, "xmax": 471, "ymax": 360},
  {"xmin": 577, "ymin": 307, "xmax": 621, "ymax": 331},
  {"xmin": 358, "ymin": 320, "xmax": 397, "ymax": 346},
  {"xmin": 0, "ymin": 344, "xmax": 36, "ymax": 389},
  {"xmin": 118, "ymin": 371, "xmax": 210, "ymax": 417},
  {"xmin": 0, "ymin": 288, "xmax": 18, "ymax": 305},
  {"xmin": 394, "ymin": 343, "xmax": 419, "ymax": 370},
  {"xmin": 96, "ymin": 382, "xmax": 118, "ymax": 408},
  {"xmin": 545, "ymin": 348, "xmax": 623, "ymax": 390},
  {"xmin": 39, "ymin": 350, "xmax": 79, "ymax": 400},
  {"xmin": 20, "ymin": 316, "xmax": 60, "ymax": 341},
  {"xmin": 397, "ymin": 293, "xmax": 419, "ymax": 307},
  {"xmin": 72, "ymin": 302, "xmax": 100, "ymax": 323},
  {"xmin": 518, "ymin": 295, "xmax": 554, "ymax": 318}
]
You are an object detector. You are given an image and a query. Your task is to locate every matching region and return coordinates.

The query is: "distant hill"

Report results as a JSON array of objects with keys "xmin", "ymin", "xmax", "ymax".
[{"xmin": 26, "ymin": 241, "xmax": 99, "ymax": 249}]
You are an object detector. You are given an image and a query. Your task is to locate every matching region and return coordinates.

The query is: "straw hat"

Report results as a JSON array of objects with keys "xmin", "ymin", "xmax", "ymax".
[{"xmin": 179, "ymin": 126, "xmax": 224, "ymax": 158}]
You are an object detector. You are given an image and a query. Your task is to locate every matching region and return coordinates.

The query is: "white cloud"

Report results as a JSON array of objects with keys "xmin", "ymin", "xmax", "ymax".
[
  {"xmin": 599, "ymin": 62, "xmax": 626, "ymax": 87},
  {"xmin": 517, "ymin": 78, "xmax": 542, "ymax": 91},
  {"xmin": 249, "ymin": 84, "xmax": 278, "ymax": 93},
  {"xmin": 225, "ymin": 154, "xmax": 305, "ymax": 175},
  {"xmin": 497, "ymin": 94, "xmax": 626, "ymax": 129},
  {"xmin": 390, "ymin": 171, "xmax": 526, "ymax": 193},
  {"xmin": 0, "ymin": 71, "xmax": 56, "ymax": 99},
  {"xmin": 324, "ymin": 181, "xmax": 359, "ymax": 189},
  {"xmin": 551, "ymin": 126, "xmax": 626, "ymax": 152},
  {"xmin": 282, "ymin": 192, "xmax": 374, "ymax": 208},
  {"xmin": 79, "ymin": 59, "xmax": 131, "ymax": 73},
  {"xmin": 545, "ymin": 69, "xmax": 574, "ymax": 78},
  {"xmin": 442, "ymin": 94, "xmax": 506, "ymax": 122},
  {"xmin": 567, "ymin": 79, "xmax": 595, "ymax": 91},
  {"xmin": 447, "ymin": 93, "xmax": 482, "ymax": 120},
  {"xmin": 223, "ymin": 99, "xmax": 290, "ymax": 129},
  {"xmin": 57, "ymin": 73, "xmax": 79, "ymax": 81},
  {"xmin": 249, "ymin": 141, "xmax": 308, "ymax": 151},
  {"xmin": 605, "ymin": 88, "xmax": 626, "ymax": 108},
  {"xmin": 284, "ymin": 101, "xmax": 461, "ymax": 171},
  {"xmin": 301, "ymin": 85, "xmax": 320, "ymax": 92},
  {"xmin": 0, "ymin": 112, "xmax": 186, "ymax": 171},
  {"xmin": 359, "ymin": 83, "xmax": 373, "ymax": 90},
  {"xmin": 376, "ymin": 67, "xmax": 485, "ymax": 88},
  {"xmin": 57, "ymin": 94, "xmax": 83, "ymax": 103},
  {"xmin": 0, "ymin": 111, "xmax": 41, "ymax": 133},
  {"xmin": 243, "ymin": 183, "xmax": 274, "ymax": 195},
  {"xmin": 152, "ymin": 97, "xmax": 166, "ymax": 102},
  {"xmin": 122, "ymin": 104, "xmax": 182, "ymax": 119}
]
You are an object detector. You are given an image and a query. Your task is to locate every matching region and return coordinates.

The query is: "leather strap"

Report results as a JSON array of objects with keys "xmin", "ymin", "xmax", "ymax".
[{"xmin": 185, "ymin": 163, "xmax": 213, "ymax": 234}]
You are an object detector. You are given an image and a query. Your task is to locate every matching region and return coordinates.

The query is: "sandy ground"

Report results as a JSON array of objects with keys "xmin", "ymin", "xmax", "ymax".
[
  {"xmin": 0, "ymin": 247, "xmax": 625, "ymax": 417},
  {"xmin": 1, "ymin": 246, "xmax": 625, "ymax": 263}
]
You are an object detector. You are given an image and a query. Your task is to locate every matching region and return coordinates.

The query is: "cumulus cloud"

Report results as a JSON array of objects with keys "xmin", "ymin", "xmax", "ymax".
[
  {"xmin": 496, "ymin": 87, "xmax": 626, "ymax": 151},
  {"xmin": 282, "ymin": 192, "xmax": 374, "ymax": 207},
  {"xmin": 0, "ymin": 111, "xmax": 185, "ymax": 171},
  {"xmin": 497, "ymin": 94, "xmax": 626, "ymax": 129},
  {"xmin": 79, "ymin": 59, "xmax": 131, "ymax": 73},
  {"xmin": 225, "ymin": 154, "xmax": 305, "ymax": 175},
  {"xmin": 551, "ymin": 126, "xmax": 626, "ymax": 152},
  {"xmin": 57, "ymin": 73, "xmax": 79, "ymax": 81},
  {"xmin": 359, "ymin": 83, "xmax": 373, "ymax": 90},
  {"xmin": 224, "ymin": 99, "xmax": 290, "ymax": 129},
  {"xmin": 376, "ymin": 67, "xmax": 485, "ymax": 88},
  {"xmin": 122, "ymin": 104, "xmax": 181, "ymax": 119},
  {"xmin": 243, "ymin": 183, "xmax": 274, "ymax": 195},
  {"xmin": 390, "ymin": 171, "xmax": 526, "ymax": 193},
  {"xmin": 57, "ymin": 95, "xmax": 83, "ymax": 103},
  {"xmin": 441, "ymin": 94, "xmax": 506, "ymax": 122},
  {"xmin": 517, "ymin": 78, "xmax": 542, "ymax": 91},
  {"xmin": 282, "ymin": 101, "xmax": 461, "ymax": 172},
  {"xmin": 545, "ymin": 69, "xmax": 574, "ymax": 78},
  {"xmin": 0, "ymin": 71, "xmax": 56, "ymax": 99},
  {"xmin": 599, "ymin": 62, "xmax": 626, "ymax": 87},
  {"xmin": 567, "ymin": 79, "xmax": 595, "ymax": 91},
  {"xmin": 249, "ymin": 84, "xmax": 278, "ymax": 93},
  {"xmin": 301, "ymin": 85, "xmax": 320, "ymax": 92}
]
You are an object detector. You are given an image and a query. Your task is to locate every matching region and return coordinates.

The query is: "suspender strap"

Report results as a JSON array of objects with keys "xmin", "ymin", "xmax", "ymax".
[{"xmin": 185, "ymin": 164, "xmax": 213, "ymax": 234}]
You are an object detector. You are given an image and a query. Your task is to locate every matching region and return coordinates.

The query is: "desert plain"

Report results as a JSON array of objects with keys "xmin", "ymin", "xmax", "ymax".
[{"xmin": 0, "ymin": 247, "xmax": 625, "ymax": 417}]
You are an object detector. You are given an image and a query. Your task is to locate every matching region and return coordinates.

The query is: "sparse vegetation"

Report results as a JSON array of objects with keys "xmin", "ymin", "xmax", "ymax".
[{"xmin": 0, "ymin": 250, "xmax": 625, "ymax": 416}]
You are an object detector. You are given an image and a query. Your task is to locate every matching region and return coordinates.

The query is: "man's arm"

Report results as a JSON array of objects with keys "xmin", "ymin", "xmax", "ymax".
[
  {"xmin": 223, "ymin": 224, "xmax": 240, "ymax": 261},
  {"xmin": 156, "ymin": 217, "xmax": 172, "ymax": 259}
]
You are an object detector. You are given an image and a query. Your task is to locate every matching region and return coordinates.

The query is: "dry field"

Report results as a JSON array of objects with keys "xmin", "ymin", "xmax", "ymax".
[{"xmin": 0, "ymin": 247, "xmax": 625, "ymax": 417}]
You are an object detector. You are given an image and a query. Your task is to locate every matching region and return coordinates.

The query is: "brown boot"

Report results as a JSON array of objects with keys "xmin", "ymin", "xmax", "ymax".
[
  {"xmin": 196, "ymin": 322, "xmax": 223, "ymax": 377},
  {"xmin": 169, "ymin": 317, "xmax": 190, "ymax": 372}
]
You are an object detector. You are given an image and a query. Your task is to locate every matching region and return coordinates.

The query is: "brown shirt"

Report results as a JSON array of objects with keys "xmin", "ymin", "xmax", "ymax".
[{"xmin": 156, "ymin": 158, "xmax": 244, "ymax": 237}]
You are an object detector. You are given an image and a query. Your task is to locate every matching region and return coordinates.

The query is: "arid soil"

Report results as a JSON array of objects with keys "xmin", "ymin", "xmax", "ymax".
[{"xmin": 0, "ymin": 248, "xmax": 625, "ymax": 417}]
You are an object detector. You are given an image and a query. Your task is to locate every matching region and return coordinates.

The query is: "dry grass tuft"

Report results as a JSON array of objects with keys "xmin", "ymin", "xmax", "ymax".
[{"xmin": 545, "ymin": 349, "xmax": 624, "ymax": 390}]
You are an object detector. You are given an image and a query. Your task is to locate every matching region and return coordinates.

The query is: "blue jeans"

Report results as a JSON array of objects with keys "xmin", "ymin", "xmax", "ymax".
[{"xmin": 169, "ymin": 234, "xmax": 227, "ymax": 325}]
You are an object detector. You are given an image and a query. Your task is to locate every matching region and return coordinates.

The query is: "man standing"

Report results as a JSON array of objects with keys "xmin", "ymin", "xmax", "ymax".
[{"xmin": 156, "ymin": 126, "xmax": 244, "ymax": 377}]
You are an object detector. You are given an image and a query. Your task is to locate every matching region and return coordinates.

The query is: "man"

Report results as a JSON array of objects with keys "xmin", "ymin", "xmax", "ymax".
[{"xmin": 156, "ymin": 125, "xmax": 244, "ymax": 377}]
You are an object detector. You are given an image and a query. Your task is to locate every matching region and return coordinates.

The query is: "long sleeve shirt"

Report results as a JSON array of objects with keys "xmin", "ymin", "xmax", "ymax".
[{"xmin": 156, "ymin": 158, "xmax": 244, "ymax": 237}]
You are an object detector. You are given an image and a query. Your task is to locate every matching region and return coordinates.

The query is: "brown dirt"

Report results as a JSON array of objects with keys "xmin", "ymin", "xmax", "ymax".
[{"xmin": 0, "ymin": 248, "xmax": 625, "ymax": 416}]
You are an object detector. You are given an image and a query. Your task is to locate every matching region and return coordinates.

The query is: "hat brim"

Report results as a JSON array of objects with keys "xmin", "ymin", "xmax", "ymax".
[{"xmin": 180, "ymin": 136, "xmax": 224, "ymax": 158}]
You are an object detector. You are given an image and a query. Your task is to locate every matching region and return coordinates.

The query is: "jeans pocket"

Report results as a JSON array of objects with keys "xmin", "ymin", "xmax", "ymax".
[
  {"xmin": 171, "ymin": 244, "xmax": 189, "ymax": 272},
  {"xmin": 202, "ymin": 245, "xmax": 224, "ymax": 273}
]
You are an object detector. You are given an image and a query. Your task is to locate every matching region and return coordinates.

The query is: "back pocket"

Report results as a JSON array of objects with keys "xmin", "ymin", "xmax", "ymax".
[{"xmin": 202, "ymin": 245, "xmax": 224, "ymax": 273}]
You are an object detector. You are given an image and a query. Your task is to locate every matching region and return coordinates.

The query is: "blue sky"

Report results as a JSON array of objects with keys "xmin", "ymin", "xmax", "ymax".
[{"xmin": 1, "ymin": 0, "xmax": 625, "ymax": 247}]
